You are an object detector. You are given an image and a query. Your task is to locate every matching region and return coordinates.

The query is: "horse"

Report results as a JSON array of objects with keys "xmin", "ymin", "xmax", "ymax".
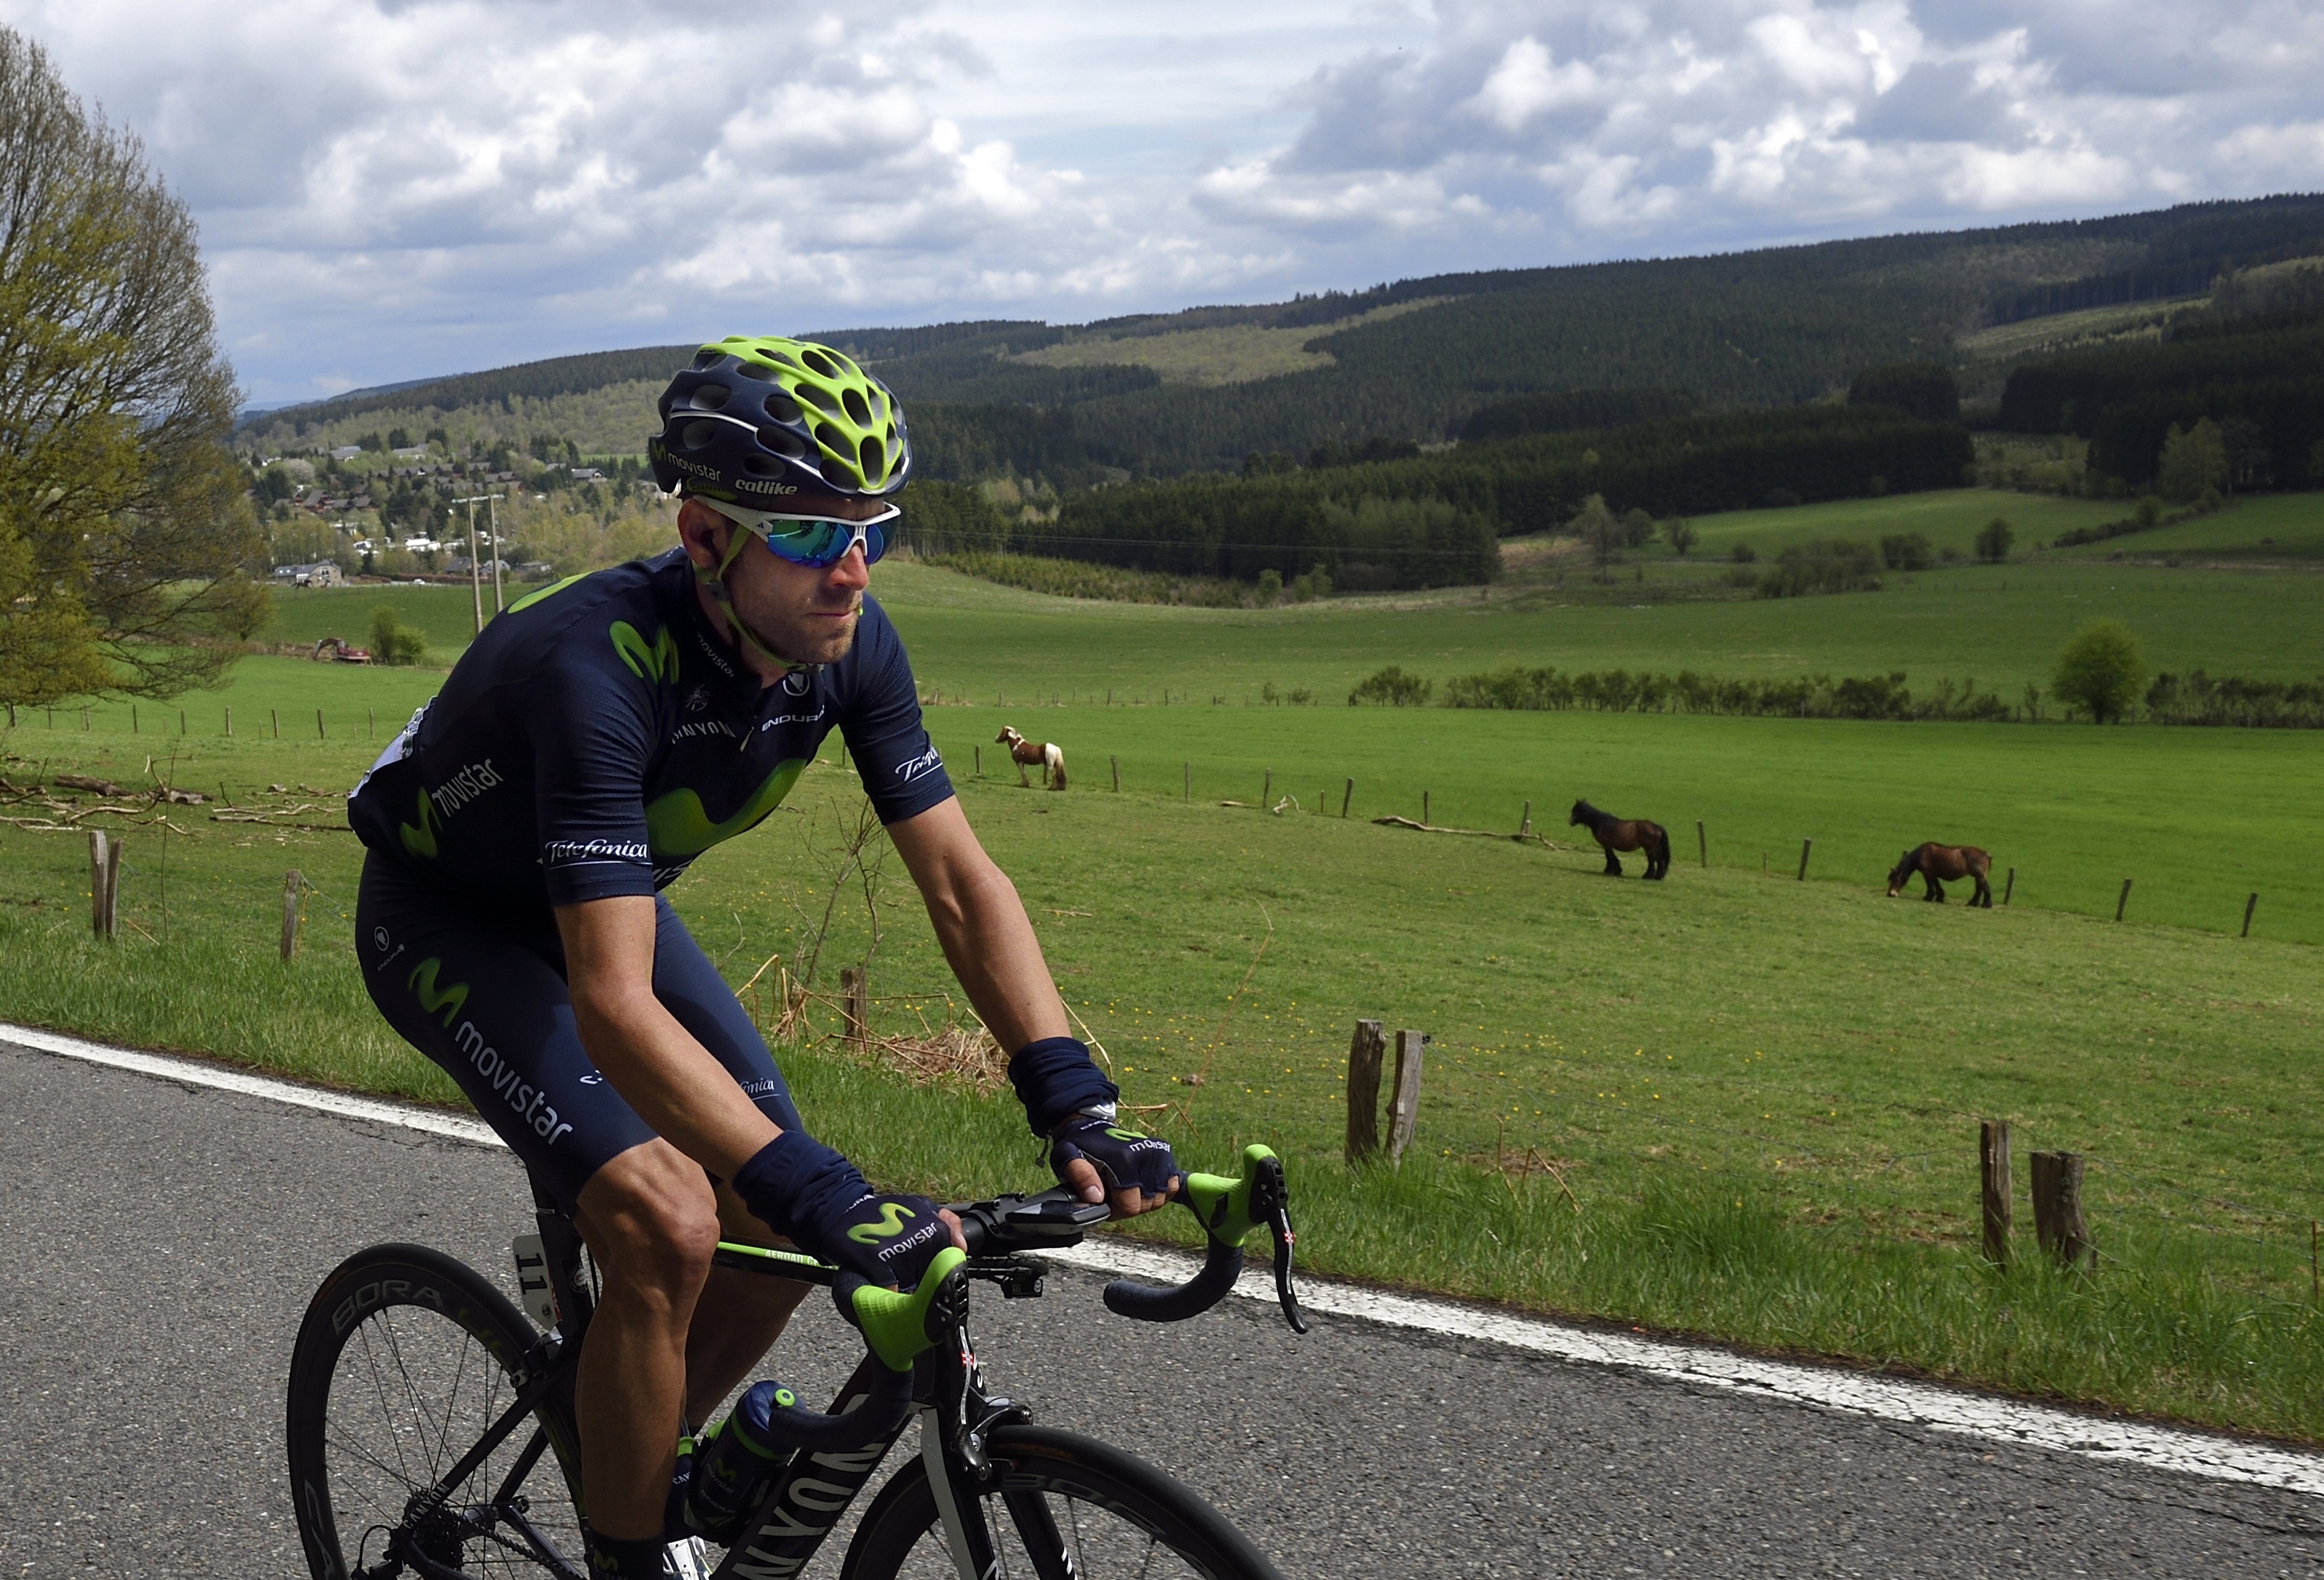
[
  {"xmin": 995, "ymin": 726, "xmax": 1067, "ymax": 791},
  {"xmin": 1569, "ymin": 799, "xmax": 1670, "ymax": 880},
  {"xmin": 1886, "ymin": 842, "xmax": 1993, "ymax": 906}
]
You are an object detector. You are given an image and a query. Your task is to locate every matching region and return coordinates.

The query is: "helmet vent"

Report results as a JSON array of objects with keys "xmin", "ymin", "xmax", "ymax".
[
  {"xmin": 681, "ymin": 419, "xmax": 721, "ymax": 450},
  {"xmin": 760, "ymin": 427, "xmax": 806, "ymax": 458},
  {"xmin": 763, "ymin": 394, "xmax": 801, "ymax": 424},
  {"xmin": 742, "ymin": 455, "xmax": 780, "ymax": 477},
  {"xmin": 739, "ymin": 361, "xmax": 775, "ymax": 380},
  {"xmin": 842, "ymin": 387, "xmax": 870, "ymax": 425},
  {"xmin": 800, "ymin": 348, "xmax": 838, "ymax": 378},
  {"xmin": 885, "ymin": 421, "xmax": 897, "ymax": 443},
  {"xmin": 691, "ymin": 384, "xmax": 731, "ymax": 411},
  {"xmin": 814, "ymin": 421, "xmax": 850, "ymax": 461},
  {"xmin": 798, "ymin": 385, "xmax": 838, "ymax": 415},
  {"xmin": 858, "ymin": 435, "xmax": 885, "ymax": 480},
  {"xmin": 693, "ymin": 349, "xmax": 724, "ymax": 369}
]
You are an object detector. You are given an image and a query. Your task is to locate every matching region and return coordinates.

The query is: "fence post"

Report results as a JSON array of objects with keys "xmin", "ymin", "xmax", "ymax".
[
  {"xmin": 316, "ymin": 708, "xmax": 326, "ymax": 740},
  {"xmin": 132, "ymin": 703, "xmax": 138, "ymax": 733},
  {"xmin": 179, "ymin": 708, "xmax": 186, "ymax": 735},
  {"xmin": 2003, "ymin": 867, "xmax": 2016, "ymax": 905},
  {"xmin": 1111, "ymin": 755, "xmax": 1120, "ymax": 793},
  {"xmin": 1183, "ymin": 762, "xmax": 1190, "ymax": 803},
  {"xmin": 1387, "ymin": 1029, "xmax": 1427, "ymax": 1163},
  {"xmin": 225, "ymin": 707, "xmax": 232, "ymax": 737},
  {"xmin": 2030, "ymin": 1150, "xmax": 2091, "ymax": 1269},
  {"xmin": 1980, "ymin": 1120, "xmax": 2011, "ymax": 1266},
  {"xmin": 1797, "ymin": 838, "xmax": 1812, "ymax": 880},
  {"xmin": 1697, "ymin": 820, "xmax": 1706, "ymax": 867},
  {"xmin": 840, "ymin": 966, "xmax": 868, "ymax": 1052},
  {"xmin": 279, "ymin": 870, "xmax": 303, "ymax": 961},
  {"xmin": 1344, "ymin": 1019, "xmax": 1385, "ymax": 1163},
  {"xmin": 1422, "ymin": 791, "xmax": 1430, "ymax": 826},
  {"xmin": 1518, "ymin": 800, "xmax": 1531, "ymax": 837},
  {"xmin": 369, "ymin": 708, "xmax": 375, "ymax": 740},
  {"xmin": 88, "ymin": 831, "xmax": 121, "ymax": 941},
  {"xmin": 1263, "ymin": 769, "xmax": 1271, "ymax": 806},
  {"xmin": 2243, "ymin": 892, "xmax": 2258, "ymax": 938},
  {"xmin": 1341, "ymin": 778, "xmax": 1353, "ymax": 818},
  {"xmin": 271, "ymin": 708, "xmax": 280, "ymax": 739},
  {"xmin": 2115, "ymin": 879, "xmax": 2132, "ymax": 922}
]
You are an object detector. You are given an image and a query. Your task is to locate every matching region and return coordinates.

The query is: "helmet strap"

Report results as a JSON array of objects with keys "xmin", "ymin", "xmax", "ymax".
[{"xmin": 695, "ymin": 520, "xmax": 818, "ymax": 675}]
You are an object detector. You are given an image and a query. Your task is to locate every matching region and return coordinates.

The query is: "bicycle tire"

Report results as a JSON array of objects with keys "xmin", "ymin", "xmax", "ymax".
[
  {"xmin": 288, "ymin": 1243, "xmax": 586, "ymax": 1580},
  {"xmin": 839, "ymin": 1424, "xmax": 1282, "ymax": 1580}
]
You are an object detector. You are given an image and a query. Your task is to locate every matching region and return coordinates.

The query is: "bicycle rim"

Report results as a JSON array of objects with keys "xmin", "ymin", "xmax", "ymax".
[
  {"xmin": 840, "ymin": 1425, "xmax": 1282, "ymax": 1580},
  {"xmin": 288, "ymin": 1244, "xmax": 585, "ymax": 1579}
]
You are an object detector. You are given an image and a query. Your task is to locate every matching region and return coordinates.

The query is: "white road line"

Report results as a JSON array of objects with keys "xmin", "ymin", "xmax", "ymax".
[{"xmin": 10, "ymin": 1021, "xmax": 2322, "ymax": 1498}]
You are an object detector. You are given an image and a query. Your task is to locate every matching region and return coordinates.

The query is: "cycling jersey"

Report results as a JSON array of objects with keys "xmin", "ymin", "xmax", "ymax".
[{"xmin": 349, "ymin": 547, "xmax": 954, "ymax": 914}]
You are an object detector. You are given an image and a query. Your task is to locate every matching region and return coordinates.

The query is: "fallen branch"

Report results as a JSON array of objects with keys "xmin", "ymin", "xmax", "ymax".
[{"xmin": 1372, "ymin": 815, "xmax": 1562, "ymax": 849}]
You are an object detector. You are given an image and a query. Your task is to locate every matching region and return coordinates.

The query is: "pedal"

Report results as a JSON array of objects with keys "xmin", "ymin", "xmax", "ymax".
[
  {"xmin": 662, "ymin": 1535, "xmax": 712, "ymax": 1580},
  {"xmin": 511, "ymin": 1232, "xmax": 560, "ymax": 1330}
]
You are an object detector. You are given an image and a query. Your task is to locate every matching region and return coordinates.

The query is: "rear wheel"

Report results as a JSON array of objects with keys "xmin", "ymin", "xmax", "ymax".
[
  {"xmin": 841, "ymin": 1425, "xmax": 1281, "ymax": 1580},
  {"xmin": 287, "ymin": 1243, "xmax": 585, "ymax": 1579}
]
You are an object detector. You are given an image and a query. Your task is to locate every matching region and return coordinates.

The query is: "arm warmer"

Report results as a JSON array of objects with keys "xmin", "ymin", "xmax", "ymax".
[{"xmin": 1008, "ymin": 1036, "xmax": 1119, "ymax": 1135}]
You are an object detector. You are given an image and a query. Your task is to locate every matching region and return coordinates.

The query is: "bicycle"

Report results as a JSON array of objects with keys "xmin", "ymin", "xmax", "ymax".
[{"xmin": 287, "ymin": 1143, "xmax": 1309, "ymax": 1580}]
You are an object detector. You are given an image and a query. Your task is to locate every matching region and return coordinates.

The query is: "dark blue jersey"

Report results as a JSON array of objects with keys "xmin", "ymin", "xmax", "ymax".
[{"xmin": 350, "ymin": 549, "xmax": 953, "ymax": 915}]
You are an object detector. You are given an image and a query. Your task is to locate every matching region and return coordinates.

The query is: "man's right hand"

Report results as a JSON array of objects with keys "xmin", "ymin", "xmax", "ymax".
[{"xmin": 794, "ymin": 1190, "xmax": 959, "ymax": 1290}]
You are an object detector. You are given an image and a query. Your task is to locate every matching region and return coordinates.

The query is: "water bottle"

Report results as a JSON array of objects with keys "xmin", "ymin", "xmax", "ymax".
[{"xmin": 685, "ymin": 1381, "xmax": 796, "ymax": 1542}]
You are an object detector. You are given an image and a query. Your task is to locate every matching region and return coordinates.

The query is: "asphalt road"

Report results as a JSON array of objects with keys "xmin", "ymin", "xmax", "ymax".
[{"xmin": 4, "ymin": 1039, "xmax": 2321, "ymax": 1578}]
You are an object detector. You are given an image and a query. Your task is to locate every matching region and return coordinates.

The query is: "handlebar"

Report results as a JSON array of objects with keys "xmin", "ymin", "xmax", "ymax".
[{"xmin": 709, "ymin": 1144, "xmax": 1308, "ymax": 1449}]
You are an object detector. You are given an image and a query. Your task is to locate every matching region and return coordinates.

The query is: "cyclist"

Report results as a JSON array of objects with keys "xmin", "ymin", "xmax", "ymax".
[{"xmin": 349, "ymin": 335, "xmax": 1182, "ymax": 1580}]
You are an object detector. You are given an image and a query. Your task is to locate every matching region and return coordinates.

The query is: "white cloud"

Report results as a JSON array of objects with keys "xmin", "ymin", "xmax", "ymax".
[{"xmin": 3, "ymin": 0, "xmax": 2321, "ymax": 399}]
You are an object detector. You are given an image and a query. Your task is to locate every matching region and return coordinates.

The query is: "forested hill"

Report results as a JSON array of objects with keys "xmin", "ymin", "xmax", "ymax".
[{"xmin": 242, "ymin": 193, "xmax": 2324, "ymax": 478}]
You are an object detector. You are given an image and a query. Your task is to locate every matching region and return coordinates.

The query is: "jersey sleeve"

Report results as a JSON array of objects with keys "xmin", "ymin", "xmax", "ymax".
[
  {"xmin": 528, "ymin": 644, "xmax": 661, "ymax": 905},
  {"xmin": 842, "ymin": 603, "xmax": 954, "ymax": 823}
]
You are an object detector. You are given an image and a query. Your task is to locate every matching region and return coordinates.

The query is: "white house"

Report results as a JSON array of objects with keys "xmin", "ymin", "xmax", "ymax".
[
  {"xmin": 272, "ymin": 562, "xmax": 345, "ymax": 588},
  {"xmin": 402, "ymin": 537, "xmax": 443, "ymax": 554},
  {"xmin": 328, "ymin": 444, "xmax": 363, "ymax": 461}
]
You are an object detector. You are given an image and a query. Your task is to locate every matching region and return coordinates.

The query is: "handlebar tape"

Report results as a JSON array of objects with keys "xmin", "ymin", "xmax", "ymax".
[
  {"xmin": 1101, "ymin": 1235, "xmax": 1244, "ymax": 1322},
  {"xmin": 761, "ymin": 1360, "xmax": 914, "ymax": 1452}
]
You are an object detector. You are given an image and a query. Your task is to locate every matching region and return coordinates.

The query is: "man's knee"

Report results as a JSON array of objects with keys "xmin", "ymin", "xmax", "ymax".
[{"xmin": 577, "ymin": 1141, "xmax": 721, "ymax": 1300}]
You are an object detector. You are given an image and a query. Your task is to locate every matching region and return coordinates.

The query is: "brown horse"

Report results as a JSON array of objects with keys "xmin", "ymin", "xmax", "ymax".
[
  {"xmin": 1569, "ymin": 799, "xmax": 1671, "ymax": 879},
  {"xmin": 995, "ymin": 726, "xmax": 1066, "ymax": 790},
  {"xmin": 1887, "ymin": 842, "xmax": 1993, "ymax": 906}
]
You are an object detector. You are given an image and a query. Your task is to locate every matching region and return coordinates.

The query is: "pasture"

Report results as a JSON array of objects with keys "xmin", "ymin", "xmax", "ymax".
[{"xmin": 9, "ymin": 505, "xmax": 2324, "ymax": 1440}]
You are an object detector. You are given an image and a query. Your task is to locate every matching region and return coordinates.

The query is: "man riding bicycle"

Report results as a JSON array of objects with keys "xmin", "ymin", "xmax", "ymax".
[{"xmin": 349, "ymin": 335, "xmax": 1182, "ymax": 1580}]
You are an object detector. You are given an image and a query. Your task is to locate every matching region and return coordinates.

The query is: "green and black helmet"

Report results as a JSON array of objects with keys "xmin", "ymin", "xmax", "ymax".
[{"xmin": 649, "ymin": 335, "xmax": 911, "ymax": 502}]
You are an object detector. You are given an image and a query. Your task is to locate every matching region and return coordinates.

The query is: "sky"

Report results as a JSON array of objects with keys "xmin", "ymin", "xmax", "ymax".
[{"xmin": 9, "ymin": 0, "xmax": 2321, "ymax": 403}]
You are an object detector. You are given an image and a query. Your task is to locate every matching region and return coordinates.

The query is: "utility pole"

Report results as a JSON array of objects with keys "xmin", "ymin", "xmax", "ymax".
[{"xmin": 452, "ymin": 493, "xmax": 505, "ymax": 633}]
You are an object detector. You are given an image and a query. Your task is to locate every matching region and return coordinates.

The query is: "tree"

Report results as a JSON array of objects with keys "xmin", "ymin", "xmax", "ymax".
[
  {"xmin": 1973, "ymin": 518, "xmax": 2014, "ymax": 563},
  {"xmin": 2052, "ymin": 619, "xmax": 2146, "ymax": 724},
  {"xmin": 369, "ymin": 604, "xmax": 427, "ymax": 667},
  {"xmin": 2155, "ymin": 418, "xmax": 2226, "ymax": 503},
  {"xmin": 0, "ymin": 27, "xmax": 263, "ymax": 708},
  {"xmin": 1664, "ymin": 518, "xmax": 1697, "ymax": 556},
  {"xmin": 1568, "ymin": 492, "xmax": 1623, "ymax": 574},
  {"xmin": 1620, "ymin": 507, "xmax": 1657, "ymax": 550},
  {"xmin": 1847, "ymin": 363, "xmax": 1959, "ymax": 423}
]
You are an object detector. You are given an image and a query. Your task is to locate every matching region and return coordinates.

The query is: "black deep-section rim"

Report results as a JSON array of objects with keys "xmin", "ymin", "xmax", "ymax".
[
  {"xmin": 838, "ymin": 1423, "xmax": 1284, "ymax": 1580},
  {"xmin": 286, "ymin": 1242, "xmax": 584, "ymax": 1580}
]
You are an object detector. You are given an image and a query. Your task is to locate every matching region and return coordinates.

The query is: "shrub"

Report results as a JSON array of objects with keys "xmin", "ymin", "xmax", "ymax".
[
  {"xmin": 1348, "ymin": 665, "xmax": 1432, "ymax": 707},
  {"xmin": 1256, "ymin": 567, "xmax": 1282, "ymax": 605},
  {"xmin": 1755, "ymin": 538, "xmax": 1880, "ymax": 598},
  {"xmin": 1729, "ymin": 541, "xmax": 1756, "ymax": 564},
  {"xmin": 1973, "ymin": 517, "xmax": 2015, "ymax": 563},
  {"xmin": 2052, "ymin": 619, "xmax": 2147, "ymax": 723},
  {"xmin": 1664, "ymin": 519, "xmax": 1698, "ymax": 556},
  {"xmin": 1879, "ymin": 532, "xmax": 1933, "ymax": 571},
  {"xmin": 368, "ymin": 604, "xmax": 426, "ymax": 666}
]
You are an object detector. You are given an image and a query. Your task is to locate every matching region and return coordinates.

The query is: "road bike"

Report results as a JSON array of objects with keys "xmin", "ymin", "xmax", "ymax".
[{"xmin": 287, "ymin": 1144, "xmax": 1308, "ymax": 1580}]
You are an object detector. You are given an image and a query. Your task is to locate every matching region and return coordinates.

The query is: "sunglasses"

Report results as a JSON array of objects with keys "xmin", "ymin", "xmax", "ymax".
[{"xmin": 746, "ymin": 504, "xmax": 901, "ymax": 569}]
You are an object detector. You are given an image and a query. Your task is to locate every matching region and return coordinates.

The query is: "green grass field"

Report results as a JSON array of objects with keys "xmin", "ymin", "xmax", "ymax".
[{"xmin": 11, "ymin": 486, "xmax": 2324, "ymax": 1440}]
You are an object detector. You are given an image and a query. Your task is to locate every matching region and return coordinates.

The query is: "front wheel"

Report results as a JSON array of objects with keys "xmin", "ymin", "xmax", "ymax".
[
  {"xmin": 287, "ymin": 1243, "xmax": 585, "ymax": 1579},
  {"xmin": 841, "ymin": 1424, "xmax": 1282, "ymax": 1580}
]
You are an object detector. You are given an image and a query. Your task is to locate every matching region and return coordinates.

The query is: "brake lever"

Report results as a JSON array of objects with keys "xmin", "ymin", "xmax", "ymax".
[{"xmin": 1247, "ymin": 1154, "xmax": 1309, "ymax": 1334}]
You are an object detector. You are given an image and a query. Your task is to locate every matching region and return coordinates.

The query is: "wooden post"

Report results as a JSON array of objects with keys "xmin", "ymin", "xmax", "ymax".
[
  {"xmin": 131, "ymin": 703, "xmax": 138, "ymax": 733},
  {"xmin": 973, "ymin": 745, "xmax": 981, "ymax": 777},
  {"xmin": 2115, "ymin": 878, "xmax": 2132, "ymax": 921},
  {"xmin": 2030, "ymin": 1150, "xmax": 2091, "ymax": 1269},
  {"xmin": 271, "ymin": 708, "xmax": 280, "ymax": 738},
  {"xmin": 2003, "ymin": 867, "xmax": 2015, "ymax": 905},
  {"xmin": 1518, "ymin": 800, "xmax": 1531, "ymax": 837},
  {"xmin": 1797, "ymin": 838, "xmax": 1812, "ymax": 880},
  {"xmin": 81, "ymin": 706, "xmax": 89, "ymax": 730},
  {"xmin": 1422, "ymin": 791, "xmax": 1430, "ymax": 826},
  {"xmin": 1344, "ymin": 1019, "xmax": 1385, "ymax": 1163},
  {"xmin": 1110, "ymin": 755, "xmax": 1120, "ymax": 792},
  {"xmin": 279, "ymin": 870, "xmax": 303, "ymax": 961},
  {"xmin": 316, "ymin": 708, "xmax": 326, "ymax": 739},
  {"xmin": 1697, "ymin": 820, "xmax": 1706, "ymax": 867},
  {"xmin": 1263, "ymin": 769, "xmax": 1271, "ymax": 806},
  {"xmin": 179, "ymin": 708, "xmax": 186, "ymax": 735},
  {"xmin": 88, "ymin": 831, "xmax": 121, "ymax": 941},
  {"xmin": 2242, "ymin": 893, "xmax": 2258, "ymax": 937},
  {"xmin": 1979, "ymin": 1121, "xmax": 2011, "ymax": 1266},
  {"xmin": 369, "ymin": 708, "xmax": 375, "ymax": 740},
  {"xmin": 225, "ymin": 707, "xmax": 232, "ymax": 737},
  {"xmin": 1183, "ymin": 762, "xmax": 1190, "ymax": 803},
  {"xmin": 1341, "ymin": 778, "xmax": 1353, "ymax": 818},
  {"xmin": 1387, "ymin": 1030, "xmax": 1427, "ymax": 1163},
  {"xmin": 840, "ymin": 966, "xmax": 868, "ymax": 1052}
]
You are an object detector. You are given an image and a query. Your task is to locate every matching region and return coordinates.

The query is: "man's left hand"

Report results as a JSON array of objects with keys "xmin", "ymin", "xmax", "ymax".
[{"xmin": 1050, "ymin": 1114, "xmax": 1180, "ymax": 1217}]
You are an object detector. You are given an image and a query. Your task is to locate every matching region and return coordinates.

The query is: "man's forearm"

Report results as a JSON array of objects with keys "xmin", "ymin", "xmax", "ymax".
[
  {"xmin": 924, "ymin": 858, "xmax": 1071, "ymax": 1052},
  {"xmin": 572, "ymin": 990, "xmax": 780, "ymax": 1174}
]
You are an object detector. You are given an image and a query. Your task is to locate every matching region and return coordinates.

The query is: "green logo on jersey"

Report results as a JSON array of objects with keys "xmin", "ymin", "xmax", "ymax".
[
  {"xmin": 507, "ymin": 573, "xmax": 588, "ymax": 615},
  {"xmin": 644, "ymin": 757, "xmax": 807, "ymax": 859},
  {"xmin": 609, "ymin": 619, "xmax": 680, "ymax": 684},
  {"xmin": 408, "ymin": 957, "xmax": 469, "ymax": 1028},
  {"xmin": 846, "ymin": 1202, "xmax": 918, "ymax": 1245},
  {"xmin": 399, "ymin": 788, "xmax": 441, "ymax": 859}
]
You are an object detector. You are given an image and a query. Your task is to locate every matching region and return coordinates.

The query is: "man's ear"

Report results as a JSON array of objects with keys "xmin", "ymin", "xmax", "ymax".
[{"xmin": 675, "ymin": 497, "xmax": 727, "ymax": 570}]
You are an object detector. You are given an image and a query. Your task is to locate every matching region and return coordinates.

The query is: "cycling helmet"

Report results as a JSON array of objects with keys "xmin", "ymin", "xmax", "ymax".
[{"xmin": 649, "ymin": 335, "xmax": 911, "ymax": 501}]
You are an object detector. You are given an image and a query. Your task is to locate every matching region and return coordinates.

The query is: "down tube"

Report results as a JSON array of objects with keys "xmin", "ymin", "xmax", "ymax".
[{"xmin": 711, "ymin": 1355, "xmax": 917, "ymax": 1580}]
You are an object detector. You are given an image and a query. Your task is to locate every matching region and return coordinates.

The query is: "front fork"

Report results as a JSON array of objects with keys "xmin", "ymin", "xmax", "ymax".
[{"xmin": 918, "ymin": 1270, "xmax": 1049, "ymax": 1580}]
